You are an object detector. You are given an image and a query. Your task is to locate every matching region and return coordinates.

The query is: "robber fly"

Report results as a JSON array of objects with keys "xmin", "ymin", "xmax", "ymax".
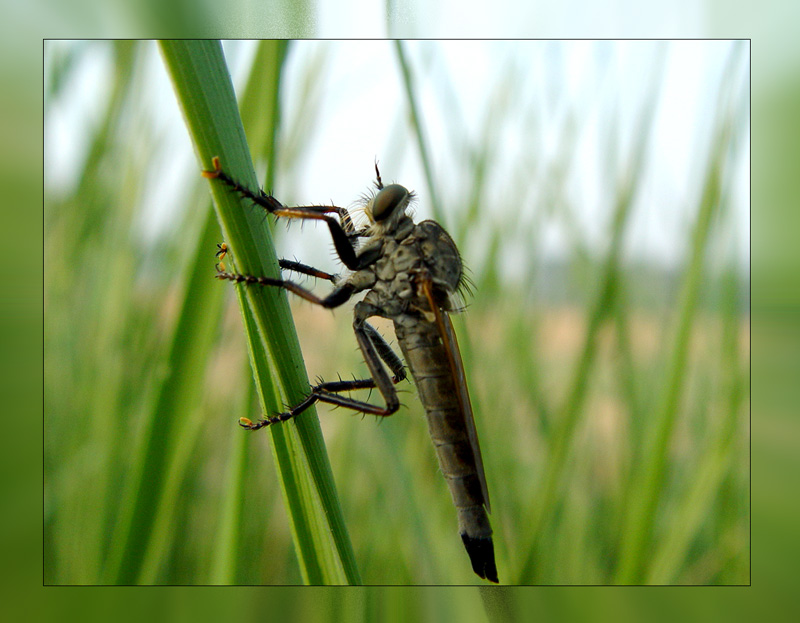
[{"xmin": 203, "ymin": 157, "xmax": 498, "ymax": 583}]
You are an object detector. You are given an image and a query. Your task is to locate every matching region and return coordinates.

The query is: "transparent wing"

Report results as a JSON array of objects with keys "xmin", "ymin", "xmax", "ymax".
[{"xmin": 420, "ymin": 276, "xmax": 491, "ymax": 512}]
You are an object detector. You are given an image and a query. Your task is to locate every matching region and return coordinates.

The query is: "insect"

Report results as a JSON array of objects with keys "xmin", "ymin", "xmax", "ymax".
[{"xmin": 203, "ymin": 157, "xmax": 498, "ymax": 583}]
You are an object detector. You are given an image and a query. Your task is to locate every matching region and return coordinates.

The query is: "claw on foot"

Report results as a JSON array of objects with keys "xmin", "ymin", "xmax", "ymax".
[{"xmin": 201, "ymin": 156, "xmax": 222, "ymax": 179}]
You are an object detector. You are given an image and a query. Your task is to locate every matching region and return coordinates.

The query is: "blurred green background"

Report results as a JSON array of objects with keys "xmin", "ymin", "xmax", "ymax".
[
  {"xmin": 44, "ymin": 39, "xmax": 749, "ymax": 587},
  {"xmin": 13, "ymin": 0, "xmax": 796, "ymax": 617}
]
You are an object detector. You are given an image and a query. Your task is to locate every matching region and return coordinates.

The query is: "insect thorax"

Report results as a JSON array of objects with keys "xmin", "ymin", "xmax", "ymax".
[{"xmin": 359, "ymin": 218, "xmax": 463, "ymax": 320}]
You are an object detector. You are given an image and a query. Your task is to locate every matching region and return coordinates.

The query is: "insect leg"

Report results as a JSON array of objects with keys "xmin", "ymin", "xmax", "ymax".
[
  {"xmin": 310, "ymin": 308, "xmax": 404, "ymax": 416},
  {"xmin": 363, "ymin": 322, "xmax": 407, "ymax": 382},
  {"xmin": 350, "ymin": 301, "xmax": 403, "ymax": 413},
  {"xmin": 241, "ymin": 321, "xmax": 407, "ymax": 430},
  {"xmin": 278, "ymin": 259, "xmax": 338, "ymax": 282},
  {"xmin": 287, "ymin": 323, "xmax": 406, "ymax": 397},
  {"xmin": 290, "ymin": 322, "xmax": 407, "ymax": 398},
  {"xmin": 218, "ymin": 248, "xmax": 339, "ymax": 284},
  {"xmin": 313, "ymin": 322, "xmax": 407, "ymax": 391},
  {"xmin": 203, "ymin": 157, "xmax": 364, "ymax": 269},
  {"xmin": 202, "ymin": 157, "xmax": 286, "ymax": 215},
  {"xmin": 294, "ymin": 322, "xmax": 407, "ymax": 397},
  {"xmin": 215, "ymin": 265, "xmax": 356, "ymax": 309},
  {"xmin": 266, "ymin": 208, "xmax": 362, "ymax": 270}
]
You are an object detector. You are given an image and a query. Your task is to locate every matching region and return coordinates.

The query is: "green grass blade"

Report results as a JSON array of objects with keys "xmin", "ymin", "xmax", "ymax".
[
  {"xmin": 209, "ymin": 372, "xmax": 253, "ymax": 584},
  {"xmin": 394, "ymin": 40, "xmax": 444, "ymax": 225},
  {"xmin": 239, "ymin": 40, "xmax": 290, "ymax": 176},
  {"xmin": 646, "ymin": 130, "xmax": 749, "ymax": 584},
  {"xmin": 46, "ymin": 41, "xmax": 142, "ymax": 584},
  {"xmin": 101, "ymin": 189, "xmax": 227, "ymax": 582},
  {"xmin": 159, "ymin": 39, "xmax": 359, "ymax": 585},
  {"xmin": 614, "ymin": 47, "xmax": 743, "ymax": 584},
  {"xmin": 517, "ymin": 52, "xmax": 665, "ymax": 582},
  {"xmin": 135, "ymin": 207, "xmax": 227, "ymax": 583}
]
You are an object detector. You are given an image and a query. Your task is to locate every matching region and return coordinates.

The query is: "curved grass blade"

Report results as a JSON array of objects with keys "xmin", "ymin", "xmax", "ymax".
[
  {"xmin": 614, "ymin": 44, "xmax": 745, "ymax": 584},
  {"xmin": 159, "ymin": 39, "xmax": 360, "ymax": 585}
]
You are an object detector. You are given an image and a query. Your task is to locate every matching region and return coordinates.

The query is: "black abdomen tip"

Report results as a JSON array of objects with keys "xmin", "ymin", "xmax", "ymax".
[{"xmin": 461, "ymin": 534, "xmax": 499, "ymax": 583}]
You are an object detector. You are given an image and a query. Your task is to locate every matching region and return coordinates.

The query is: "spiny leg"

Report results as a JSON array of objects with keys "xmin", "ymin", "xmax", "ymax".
[
  {"xmin": 217, "ymin": 246, "xmax": 406, "ymax": 429},
  {"xmin": 205, "ymin": 158, "xmax": 405, "ymax": 427},
  {"xmin": 203, "ymin": 156, "xmax": 347, "ymax": 224},
  {"xmin": 217, "ymin": 244, "xmax": 339, "ymax": 284},
  {"xmin": 240, "ymin": 377, "xmax": 401, "ymax": 431},
  {"xmin": 362, "ymin": 322, "xmax": 406, "ymax": 382},
  {"xmin": 278, "ymin": 259, "xmax": 338, "ymax": 283},
  {"xmin": 241, "ymin": 320, "xmax": 407, "ymax": 430},
  {"xmin": 203, "ymin": 157, "xmax": 366, "ymax": 268},
  {"xmin": 350, "ymin": 301, "xmax": 404, "ymax": 413},
  {"xmin": 215, "ymin": 264, "xmax": 356, "ymax": 308},
  {"xmin": 202, "ymin": 157, "xmax": 286, "ymax": 216}
]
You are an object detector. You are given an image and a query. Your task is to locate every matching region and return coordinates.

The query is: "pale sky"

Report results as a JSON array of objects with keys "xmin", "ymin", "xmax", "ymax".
[{"xmin": 45, "ymin": 40, "xmax": 750, "ymax": 277}]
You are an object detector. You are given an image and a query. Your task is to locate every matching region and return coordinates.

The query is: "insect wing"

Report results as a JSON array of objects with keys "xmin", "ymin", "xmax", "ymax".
[{"xmin": 421, "ymin": 278, "xmax": 491, "ymax": 512}]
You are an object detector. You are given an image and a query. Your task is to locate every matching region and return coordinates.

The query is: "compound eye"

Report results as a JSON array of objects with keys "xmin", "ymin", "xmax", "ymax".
[{"xmin": 372, "ymin": 184, "xmax": 408, "ymax": 221}]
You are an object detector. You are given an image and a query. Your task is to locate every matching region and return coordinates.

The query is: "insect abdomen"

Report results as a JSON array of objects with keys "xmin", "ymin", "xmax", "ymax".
[{"xmin": 396, "ymin": 319, "xmax": 497, "ymax": 582}]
